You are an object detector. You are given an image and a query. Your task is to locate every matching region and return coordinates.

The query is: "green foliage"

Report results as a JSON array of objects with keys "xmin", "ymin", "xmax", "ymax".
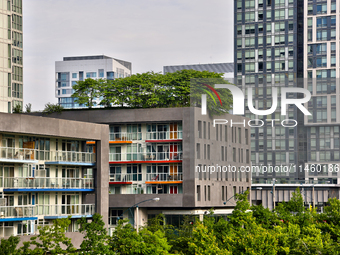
[
  {"xmin": 42, "ymin": 102, "xmax": 64, "ymax": 114},
  {"xmin": 78, "ymin": 213, "xmax": 113, "ymax": 255},
  {"xmin": 110, "ymin": 219, "xmax": 171, "ymax": 254},
  {"xmin": 25, "ymin": 103, "xmax": 32, "ymax": 113},
  {"xmin": 12, "ymin": 104, "xmax": 22, "ymax": 113},
  {"xmin": 0, "ymin": 236, "xmax": 21, "ymax": 255},
  {"xmin": 29, "ymin": 217, "xmax": 77, "ymax": 254},
  {"xmin": 72, "ymin": 78, "xmax": 102, "ymax": 108},
  {"xmin": 71, "ymin": 70, "xmax": 234, "ymax": 115}
]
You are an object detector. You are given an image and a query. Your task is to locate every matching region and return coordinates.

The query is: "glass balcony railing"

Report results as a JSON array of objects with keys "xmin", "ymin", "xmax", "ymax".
[
  {"xmin": 145, "ymin": 173, "xmax": 183, "ymax": 181},
  {"xmin": 109, "ymin": 151, "xmax": 183, "ymax": 161},
  {"xmin": 0, "ymin": 147, "xmax": 36, "ymax": 161},
  {"xmin": 3, "ymin": 177, "xmax": 94, "ymax": 189},
  {"xmin": 35, "ymin": 204, "xmax": 95, "ymax": 216},
  {"xmin": 146, "ymin": 131, "xmax": 182, "ymax": 140},
  {"xmin": 109, "ymin": 132, "xmax": 142, "ymax": 141},
  {"xmin": 109, "ymin": 173, "xmax": 134, "ymax": 182},
  {"xmin": 0, "ymin": 205, "xmax": 35, "ymax": 218},
  {"xmin": 49, "ymin": 151, "xmax": 95, "ymax": 163}
]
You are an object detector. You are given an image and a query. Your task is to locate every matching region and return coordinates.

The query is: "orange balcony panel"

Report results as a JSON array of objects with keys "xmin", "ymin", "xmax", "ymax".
[{"xmin": 86, "ymin": 141, "xmax": 96, "ymax": 145}]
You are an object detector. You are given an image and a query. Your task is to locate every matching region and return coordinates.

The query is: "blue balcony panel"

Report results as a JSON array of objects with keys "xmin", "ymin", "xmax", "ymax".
[
  {"xmin": 3, "ymin": 188, "xmax": 95, "ymax": 192},
  {"xmin": 45, "ymin": 161, "xmax": 95, "ymax": 167},
  {"xmin": 0, "ymin": 217, "xmax": 37, "ymax": 222}
]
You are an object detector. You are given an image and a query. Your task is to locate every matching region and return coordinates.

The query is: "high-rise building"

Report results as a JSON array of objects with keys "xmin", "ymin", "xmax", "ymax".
[
  {"xmin": 0, "ymin": 0, "xmax": 23, "ymax": 113},
  {"xmin": 235, "ymin": 0, "xmax": 340, "ymax": 210},
  {"xmin": 55, "ymin": 55, "xmax": 132, "ymax": 108}
]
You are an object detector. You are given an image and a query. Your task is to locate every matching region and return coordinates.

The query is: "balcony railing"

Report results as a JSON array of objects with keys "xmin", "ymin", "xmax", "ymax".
[
  {"xmin": 0, "ymin": 147, "xmax": 36, "ymax": 161},
  {"xmin": 145, "ymin": 173, "xmax": 183, "ymax": 181},
  {"xmin": 109, "ymin": 132, "xmax": 142, "ymax": 141},
  {"xmin": 109, "ymin": 151, "xmax": 182, "ymax": 162},
  {"xmin": 146, "ymin": 131, "xmax": 182, "ymax": 140},
  {"xmin": 3, "ymin": 177, "xmax": 94, "ymax": 189},
  {"xmin": 35, "ymin": 204, "xmax": 95, "ymax": 216},
  {"xmin": 49, "ymin": 151, "xmax": 95, "ymax": 163},
  {"xmin": 0, "ymin": 205, "xmax": 35, "ymax": 218},
  {"xmin": 109, "ymin": 173, "xmax": 134, "ymax": 182}
]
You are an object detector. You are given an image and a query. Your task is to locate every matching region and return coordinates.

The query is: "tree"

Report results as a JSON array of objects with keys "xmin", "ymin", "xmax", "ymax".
[
  {"xmin": 30, "ymin": 217, "xmax": 77, "ymax": 254},
  {"xmin": 12, "ymin": 104, "xmax": 22, "ymax": 113},
  {"xmin": 42, "ymin": 102, "xmax": 64, "ymax": 114},
  {"xmin": 78, "ymin": 213, "xmax": 113, "ymax": 255},
  {"xmin": 0, "ymin": 236, "xmax": 21, "ymax": 255},
  {"xmin": 72, "ymin": 78, "xmax": 101, "ymax": 108},
  {"xmin": 25, "ymin": 103, "xmax": 32, "ymax": 113}
]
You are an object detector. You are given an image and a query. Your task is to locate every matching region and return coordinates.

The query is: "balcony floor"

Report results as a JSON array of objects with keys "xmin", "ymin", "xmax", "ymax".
[
  {"xmin": 0, "ymin": 217, "xmax": 37, "ymax": 222},
  {"xmin": 4, "ymin": 188, "xmax": 95, "ymax": 192},
  {"xmin": 44, "ymin": 215, "xmax": 93, "ymax": 219},
  {"xmin": 0, "ymin": 158, "xmax": 38, "ymax": 164}
]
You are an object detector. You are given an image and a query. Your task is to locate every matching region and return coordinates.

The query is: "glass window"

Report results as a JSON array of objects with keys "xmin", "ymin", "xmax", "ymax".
[{"xmin": 72, "ymin": 73, "xmax": 77, "ymax": 79}]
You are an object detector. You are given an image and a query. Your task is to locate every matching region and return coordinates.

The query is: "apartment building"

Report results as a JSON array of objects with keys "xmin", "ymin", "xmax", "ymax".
[
  {"xmin": 235, "ymin": 0, "xmax": 340, "ymax": 210},
  {"xmin": 0, "ymin": 113, "xmax": 108, "ymax": 238},
  {"xmin": 0, "ymin": 0, "xmax": 23, "ymax": 113},
  {"xmin": 55, "ymin": 55, "xmax": 132, "ymax": 108},
  {"xmin": 34, "ymin": 107, "xmax": 251, "ymax": 230}
]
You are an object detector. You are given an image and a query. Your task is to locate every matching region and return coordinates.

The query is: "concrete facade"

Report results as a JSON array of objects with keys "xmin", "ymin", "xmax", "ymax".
[
  {"xmin": 34, "ymin": 107, "xmax": 251, "ymax": 230},
  {"xmin": 0, "ymin": 112, "xmax": 109, "ymax": 237}
]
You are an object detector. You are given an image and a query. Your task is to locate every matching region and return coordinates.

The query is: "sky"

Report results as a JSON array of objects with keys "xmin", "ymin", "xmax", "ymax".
[{"xmin": 23, "ymin": 0, "xmax": 234, "ymax": 111}]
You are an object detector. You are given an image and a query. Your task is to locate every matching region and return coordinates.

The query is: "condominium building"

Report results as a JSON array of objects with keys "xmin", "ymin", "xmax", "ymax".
[
  {"xmin": 34, "ymin": 107, "xmax": 251, "ymax": 230},
  {"xmin": 0, "ymin": 113, "xmax": 108, "ymax": 238},
  {"xmin": 55, "ymin": 55, "xmax": 132, "ymax": 108},
  {"xmin": 235, "ymin": 0, "xmax": 340, "ymax": 210},
  {"xmin": 0, "ymin": 0, "xmax": 23, "ymax": 113}
]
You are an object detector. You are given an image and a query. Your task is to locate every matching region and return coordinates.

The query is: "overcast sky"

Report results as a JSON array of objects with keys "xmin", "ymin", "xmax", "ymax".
[{"xmin": 23, "ymin": 0, "xmax": 234, "ymax": 111}]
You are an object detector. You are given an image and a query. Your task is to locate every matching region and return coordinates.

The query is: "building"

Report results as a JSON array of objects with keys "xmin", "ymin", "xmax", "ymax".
[
  {"xmin": 34, "ymin": 107, "xmax": 251, "ymax": 231},
  {"xmin": 163, "ymin": 63, "xmax": 234, "ymax": 78},
  {"xmin": 55, "ymin": 55, "xmax": 132, "ymax": 108},
  {"xmin": 0, "ymin": 113, "xmax": 108, "ymax": 238},
  {"xmin": 235, "ymin": 0, "xmax": 340, "ymax": 210},
  {"xmin": 0, "ymin": 0, "xmax": 23, "ymax": 113}
]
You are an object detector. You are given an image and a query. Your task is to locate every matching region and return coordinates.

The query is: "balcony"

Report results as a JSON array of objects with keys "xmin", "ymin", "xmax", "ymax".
[
  {"xmin": 36, "ymin": 204, "xmax": 95, "ymax": 219},
  {"xmin": 109, "ymin": 151, "xmax": 183, "ymax": 163},
  {"xmin": 145, "ymin": 173, "xmax": 183, "ymax": 182},
  {"xmin": 145, "ymin": 131, "xmax": 182, "ymax": 142},
  {"xmin": 0, "ymin": 206, "xmax": 35, "ymax": 220},
  {"xmin": 0, "ymin": 147, "xmax": 37, "ymax": 163},
  {"xmin": 46, "ymin": 151, "xmax": 95, "ymax": 166},
  {"xmin": 109, "ymin": 173, "xmax": 133, "ymax": 184},
  {"xmin": 3, "ymin": 177, "xmax": 94, "ymax": 191},
  {"xmin": 109, "ymin": 132, "xmax": 142, "ymax": 143}
]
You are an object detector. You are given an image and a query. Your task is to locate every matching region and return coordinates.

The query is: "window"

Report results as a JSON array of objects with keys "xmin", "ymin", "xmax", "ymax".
[
  {"xmin": 198, "ymin": 121, "xmax": 202, "ymax": 138},
  {"xmin": 197, "ymin": 185, "xmax": 201, "ymax": 201},
  {"xmin": 72, "ymin": 73, "xmax": 77, "ymax": 79},
  {"xmin": 99, "ymin": 69, "xmax": 104, "ymax": 78},
  {"xmin": 197, "ymin": 143, "xmax": 200, "ymax": 159},
  {"xmin": 222, "ymin": 186, "xmax": 225, "ymax": 201},
  {"xmin": 86, "ymin": 72, "xmax": 97, "ymax": 78},
  {"xmin": 207, "ymin": 145, "xmax": 210, "ymax": 160},
  {"xmin": 208, "ymin": 186, "xmax": 211, "ymax": 201}
]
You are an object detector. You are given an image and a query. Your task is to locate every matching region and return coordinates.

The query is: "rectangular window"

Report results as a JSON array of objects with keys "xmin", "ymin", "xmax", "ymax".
[
  {"xmin": 99, "ymin": 69, "xmax": 104, "ymax": 78},
  {"xmin": 203, "ymin": 121, "xmax": 206, "ymax": 139},
  {"xmin": 208, "ymin": 186, "xmax": 211, "ymax": 201},
  {"xmin": 86, "ymin": 72, "xmax": 97, "ymax": 78},
  {"xmin": 221, "ymin": 146, "xmax": 224, "ymax": 161},
  {"xmin": 222, "ymin": 186, "xmax": 225, "ymax": 201},
  {"xmin": 197, "ymin": 185, "xmax": 201, "ymax": 201},
  {"xmin": 197, "ymin": 143, "xmax": 200, "ymax": 159},
  {"xmin": 72, "ymin": 73, "xmax": 77, "ymax": 79},
  {"xmin": 207, "ymin": 145, "xmax": 210, "ymax": 160},
  {"xmin": 216, "ymin": 125, "xmax": 219, "ymax": 140},
  {"xmin": 198, "ymin": 121, "xmax": 202, "ymax": 138}
]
